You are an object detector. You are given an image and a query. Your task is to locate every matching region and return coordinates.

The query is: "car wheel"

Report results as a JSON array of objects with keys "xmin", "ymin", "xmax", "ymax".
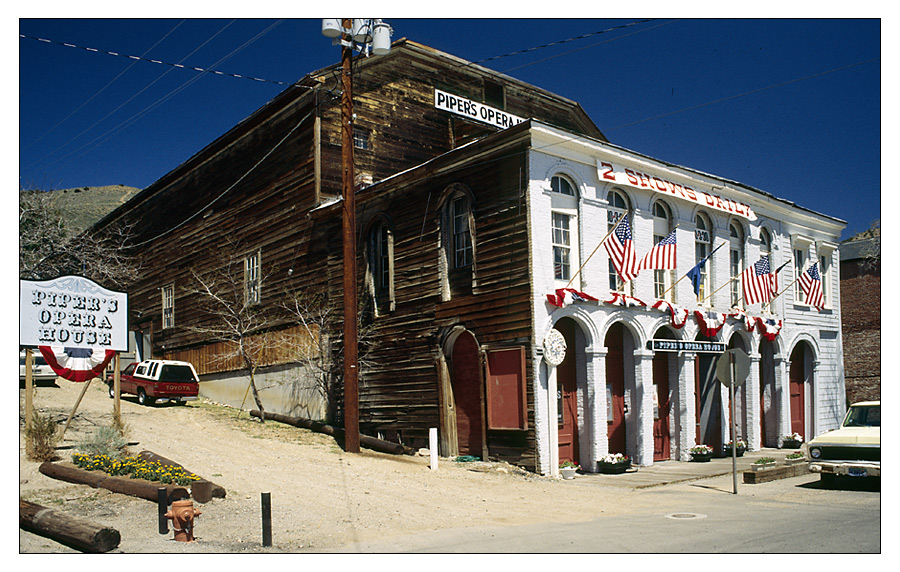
[
  {"xmin": 108, "ymin": 384, "xmax": 115, "ymax": 398},
  {"xmin": 137, "ymin": 388, "xmax": 154, "ymax": 406}
]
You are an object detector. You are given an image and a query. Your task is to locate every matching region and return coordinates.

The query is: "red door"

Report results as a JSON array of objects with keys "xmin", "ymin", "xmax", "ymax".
[
  {"xmin": 606, "ymin": 325, "xmax": 626, "ymax": 455},
  {"xmin": 451, "ymin": 332, "xmax": 483, "ymax": 458},
  {"xmin": 555, "ymin": 321, "xmax": 579, "ymax": 464},
  {"xmin": 789, "ymin": 345, "xmax": 806, "ymax": 440},
  {"xmin": 653, "ymin": 352, "xmax": 671, "ymax": 461}
]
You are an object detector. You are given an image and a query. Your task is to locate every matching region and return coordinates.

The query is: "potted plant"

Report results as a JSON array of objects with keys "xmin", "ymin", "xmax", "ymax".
[
  {"xmin": 723, "ymin": 438, "xmax": 747, "ymax": 457},
  {"xmin": 785, "ymin": 451, "xmax": 806, "ymax": 464},
  {"xmin": 596, "ymin": 453, "xmax": 631, "ymax": 474},
  {"xmin": 690, "ymin": 444, "xmax": 714, "ymax": 462},
  {"xmin": 559, "ymin": 460, "xmax": 579, "ymax": 479},
  {"xmin": 751, "ymin": 456, "xmax": 777, "ymax": 471},
  {"xmin": 781, "ymin": 433, "xmax": 803, "ymax": 449}
]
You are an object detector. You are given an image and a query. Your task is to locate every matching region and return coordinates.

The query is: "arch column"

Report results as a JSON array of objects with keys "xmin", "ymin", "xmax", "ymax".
[
  {"xmin": 746, "ymin": 354, "xmax": 762, "ymax": 451},
  {"xmin": 776, "ymin": 356, "xmax": 789, "ymax": 444},
  {"xmin": 633, "ymin": 348, "xmax": 655, "ymax": 466},
  {"xmin": 584, "ymin": 349, "xmax": 606, "ymax": 472},
  {"xmin": 677, "ymin": 353, "xmax": 698, "ymax": 461},
  {"xmin": 533, "ymin": 348, "xmax": 552, "ymax": 475}
]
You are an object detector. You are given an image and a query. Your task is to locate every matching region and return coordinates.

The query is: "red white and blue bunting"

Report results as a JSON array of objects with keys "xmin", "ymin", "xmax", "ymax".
[
  {"xmin": 546, "ymin": 288, "xmax": 783, "ymax": 340},
  {"xmin": 38, "ymin": 346, "xmax": 115, "ymax": 382}
]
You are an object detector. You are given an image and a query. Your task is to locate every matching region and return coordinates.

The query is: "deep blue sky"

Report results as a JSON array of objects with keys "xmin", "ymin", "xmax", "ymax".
[{"xmin": 18, "ymin": 18, "xmax": 881, "ymax": 239}]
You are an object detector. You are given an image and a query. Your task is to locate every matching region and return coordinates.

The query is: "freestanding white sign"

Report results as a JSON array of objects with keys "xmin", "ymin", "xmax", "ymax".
[{"xmin": 19, "ymin": 276, "xmax": 128, "ymax": 352}]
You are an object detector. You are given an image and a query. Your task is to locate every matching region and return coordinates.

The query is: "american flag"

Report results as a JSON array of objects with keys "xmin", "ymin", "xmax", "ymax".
[
  {"xmin": 799, "ymin": 262, "xmax": 824, "ymax": 310},
  {"xmin": 636, "ymin": 229, "xmax": 677, "ymax": 273},
  {"xmin": 741, "ymin": 256, "xmax": 776, "ymax": 305},
  {"xmin": 603, "ymin": 216, "xmax": 638, "ymax": 282}
]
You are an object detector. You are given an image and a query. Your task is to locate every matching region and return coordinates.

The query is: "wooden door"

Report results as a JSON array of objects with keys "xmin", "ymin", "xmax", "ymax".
[
  {"xmin": 606, "ymin": 325, "xmax": 626, "ymax": 454},
  {"xmin": 789, "ymin": 345, "xmax": 806, "ymax": 440},
  {"xmin": 653, "ymin": 352, "xmax": 671, "ymax": 461},
  {"xmin": 695, "ymin": 353, "xmax": 722, "ymax": 453},
  {"xmin": 556, "ymin": 321, "xmax": 579, "ymax": 464},
  {"xmin": 451, "ymin": 332, "xmax": 483, "ymax": 458}
]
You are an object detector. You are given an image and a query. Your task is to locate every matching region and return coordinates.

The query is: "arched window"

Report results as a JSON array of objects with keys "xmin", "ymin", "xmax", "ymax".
[
  {"xmin": 652, "ymin": 201, "xmax": 675, "ymax": 301},
  {"xmin": 729, "ymin": 221, "xmax": 744, "ymax": 307},
  {"xmin": 551, "ymin": 174, "xmax": 576, "ymax": 196},
  {"xmin": 441, "ymin": 186, "xmax": 476, "ymax": 301},
  {"xmin": 694, "ymin": 212, "xmax": 713, "ymax": 302},
  {"xmin": 551, "ymin": 175, "xmax": 579, "ymax": 284},
  {"xmin": 760, "ymin": 228, "xmax": 772, "ymax": 259},
  {"xmin": 366, "ymin": 217, "xmax": 394, "ymax": 315},
  {"xmin": 607, "ymin": 190, "xmax": 630, "ymax": 292}
]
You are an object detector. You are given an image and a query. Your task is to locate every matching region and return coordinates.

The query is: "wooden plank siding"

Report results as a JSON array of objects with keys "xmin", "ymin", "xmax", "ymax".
[{"xmin": 90, "ymin": 40, "xmax": 603, "ymax": 470}]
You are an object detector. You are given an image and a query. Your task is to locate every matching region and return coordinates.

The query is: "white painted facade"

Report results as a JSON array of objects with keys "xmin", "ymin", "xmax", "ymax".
[{"xmin": 526, "ymin": 123, "xmax": 846, "ymax": 476}]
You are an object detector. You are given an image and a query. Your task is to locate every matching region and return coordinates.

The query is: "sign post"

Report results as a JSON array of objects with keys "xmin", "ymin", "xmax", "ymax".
[
  {"xmin": 716, "ymin": 348, "xmax": 750, "ymax": 494},
  {"xmin": 19, "ymin": 276, "xmax": 128, "ymax": 442}
]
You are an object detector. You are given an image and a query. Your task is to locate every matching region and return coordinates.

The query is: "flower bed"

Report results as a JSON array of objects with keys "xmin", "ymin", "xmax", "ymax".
[
  {"xmin": 72, "ymin": 453, "xmax": 201, "ymax": 486},
  {"xmin": 596, "ymin": 453, "xmax": 631, "ymax": 474}
]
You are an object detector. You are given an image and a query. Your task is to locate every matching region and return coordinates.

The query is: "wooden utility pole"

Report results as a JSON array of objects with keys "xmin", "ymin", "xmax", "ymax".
[{"xmin": 340, "ymin": 18, "xmax": 360, "ymax": 453}]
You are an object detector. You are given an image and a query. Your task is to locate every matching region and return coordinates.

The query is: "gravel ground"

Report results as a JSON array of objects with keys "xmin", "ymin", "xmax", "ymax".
[{"xmin": 19, "ymin": 378, "xmax": 638, "ymax": 554}]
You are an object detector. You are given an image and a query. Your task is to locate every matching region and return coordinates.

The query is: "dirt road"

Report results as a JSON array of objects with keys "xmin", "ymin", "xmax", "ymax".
[{"xmin": 20, "ymin": 378, "xmax": 642, "ymax": 553}]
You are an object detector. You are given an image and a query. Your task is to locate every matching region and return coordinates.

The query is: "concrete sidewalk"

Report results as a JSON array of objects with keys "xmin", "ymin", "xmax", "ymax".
[{"xmin": 573, "ymin": 448, "xmax": 806, "ymax": 488}]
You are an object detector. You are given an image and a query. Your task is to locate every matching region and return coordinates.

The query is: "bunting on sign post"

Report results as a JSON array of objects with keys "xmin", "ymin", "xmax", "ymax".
[{"xmin": 38, "ymin": 346, "xmax": 115, "ymax": 383}]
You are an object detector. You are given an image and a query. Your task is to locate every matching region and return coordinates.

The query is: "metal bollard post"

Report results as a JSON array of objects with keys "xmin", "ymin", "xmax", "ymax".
[
  {"xmin": 261, "ymin": 492, "xmax": 272, "ymax": 547},
  {"xmin": 157, "ymin": 488, "xmax": 168, "ymax": 534}
]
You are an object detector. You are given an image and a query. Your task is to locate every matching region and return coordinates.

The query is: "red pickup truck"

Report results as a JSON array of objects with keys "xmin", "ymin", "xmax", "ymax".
[{"xmin": 107, "ymin": 359, "xmax": 200, "ymax": 406}]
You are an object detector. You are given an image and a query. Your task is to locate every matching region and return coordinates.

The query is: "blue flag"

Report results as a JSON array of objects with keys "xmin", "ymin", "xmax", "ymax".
[{"xmin": 686, "ymin": 260, "xmax": 704, "ymax": 297}]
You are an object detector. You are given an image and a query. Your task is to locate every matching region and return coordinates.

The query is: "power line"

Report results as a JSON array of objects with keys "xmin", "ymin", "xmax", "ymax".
[{"xmin": 20, "ymin": 32, "xmax": 297, "ymax": 87}]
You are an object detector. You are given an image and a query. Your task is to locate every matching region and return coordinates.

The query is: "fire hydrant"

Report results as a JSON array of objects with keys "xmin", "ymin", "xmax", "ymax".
[{"xmin": 165, "ymin": 499, "xmax": 201, "ymax": 542}]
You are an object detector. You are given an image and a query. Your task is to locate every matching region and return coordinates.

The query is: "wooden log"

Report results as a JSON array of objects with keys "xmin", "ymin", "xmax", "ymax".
[
  {"xmin": 249, "ymin": 410, "xmax": 416, "ymax": 456},
  {"xmin": 136, "ymin": 450, "xmax": 226, "ymax": 499},
  {"xmin": 39, "ymin": 461, "xmax": 190, "ymax": 503},
  {"xmin": 20, "ymin": 499, "xmax": 120, "ymax": 553}
]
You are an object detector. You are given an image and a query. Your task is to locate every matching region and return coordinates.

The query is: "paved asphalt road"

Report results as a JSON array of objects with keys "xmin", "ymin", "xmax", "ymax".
[{"xmin": 337, "ymin": 473, "xmax": 881, "ymax": 553}]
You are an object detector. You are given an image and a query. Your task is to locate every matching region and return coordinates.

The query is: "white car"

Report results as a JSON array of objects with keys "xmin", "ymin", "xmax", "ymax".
[
  {"xmin": 805, "ymin": 401, "xmax": 880, "ymax": 483},
  {"xmin": 19, "ymin": 351, "xmax": 58, "ymax": 385}
]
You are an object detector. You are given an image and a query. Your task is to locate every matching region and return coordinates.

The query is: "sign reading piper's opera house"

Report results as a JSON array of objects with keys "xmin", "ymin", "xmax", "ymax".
[
  {"xmin": 20, "ymin": 276, "xmax": 128, "ymax": 351},
  {"xmin": 597, "ymin": 159, "xmax": 757, "ymax": 221},
  {"xmin": 435, "ymin": 89, "xmax": 526, "ymax": 129}
]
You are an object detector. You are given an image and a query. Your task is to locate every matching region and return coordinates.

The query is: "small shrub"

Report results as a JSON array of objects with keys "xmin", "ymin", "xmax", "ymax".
[
  {"xmin": 26, "ymin": 409, "xmax": 59, "ymax": 462},
  {"xmin": 76, "ymin": 425, "xmax": 128, "ymax": 459},
  {"xmin": 754, "ymin": 457, "xmax": 776, "ymax": 465}
]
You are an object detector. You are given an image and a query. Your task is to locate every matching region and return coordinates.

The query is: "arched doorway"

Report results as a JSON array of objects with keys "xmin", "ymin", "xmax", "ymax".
[
  {"xmin": 450, "ymin": 331, "xmax": 484, "ymax": 458},
  {"xmin": 758, "ymin": 337, "xmax": 777, "ymax": 447},
  {"xmin": 554, "ymin": 318, "xmax": 580, "ymax": 465},
  {"xmin": 695, "ymin": 332, "xmax": 722, "ymax": 454},
  {"xmin": 605, "ymin": 323, "xmax": 627, "ymax": 455},
  {"xmin": 651, "ymin": 327, "xmax": 675, "ymax": 461},
  {"xmin": 789, "ymin": 342, "xmax": 814, "ymax": 440}
]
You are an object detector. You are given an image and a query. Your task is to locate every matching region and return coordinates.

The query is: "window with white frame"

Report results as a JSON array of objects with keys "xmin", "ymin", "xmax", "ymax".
[
  {"xmin": 792, "ymin": 236, "xmax": 813, "ymax": 305},
  {"xmin": 729, "ymin": 221, "xmax": 744, "ymax": 307},
  {"xmin": 551, "ymin": 174, "xmax": 579, "ymax": 284},
  {"xmin": 694, "ymin": 212, "xmax": 712, "ymax": 303},
  {"xmin": 607, "ymin": 189, "xmax": 630, "ymax": 292},
  {"xmin": 162, "ymin": 284, "xmax": 174, "ymax": 329},
  {"xmin": 245, "ymin": 250, "xmax": 261, "ymax": 305},
  {"xmin": 818, "ymin": 243, "xmax": 836, "ymax": 309},
  {"xmin": 652, "ymin": 201, "xmax": 675, "ymax": 301}
]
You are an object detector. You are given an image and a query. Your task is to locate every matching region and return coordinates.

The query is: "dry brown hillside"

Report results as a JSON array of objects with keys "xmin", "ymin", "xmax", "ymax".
[{"xmin": 46, "ymin": 185, "xmax": 141, "ymax": 233}]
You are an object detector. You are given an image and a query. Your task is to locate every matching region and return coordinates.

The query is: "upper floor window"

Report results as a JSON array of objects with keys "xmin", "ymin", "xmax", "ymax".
[
  {"xmin": 551, "ymin": 174, "xmax": 579, "ymax": 285},
  {"xmin": 552, "ymin": 212, "xmax": 572, "ymax": 281},
  {"xmin": 607, "ymin": 190, "xmax": 630, "ymax": 292},
  {"xmin": 760, "ymin": 228, "xmax": 772, "ymax": 259},
  {"xmin": 353, "ymin": 127, "xmax": 370, "ymax": 150},
  {"xmin": 244, "ymin": 250, "xmax": 261, "ymax": 306},
  {"xmin": 483, "ymin": 78, "xmax": 505, "ymax": 109},
  {"xmin": 452, "ymin": 196, "xmax": 473, "ymax": 269},
  {"xmin": 652, "ymin": 201, "xmax": 675, "ymax": 301},
  {"xmin": 729, "ymin": 222, "xmax": 745, "ymax": 307},
  {"xmin": 551, "ymin": 175, "xmax": 576, "ymax": 196},
  {"xmin": 694, "ymin": 213, "xmax": 712, "ymax": 303},
  {"xmin": 162, "ymin": 284, "xmax": 175, "ymax": 329},
  {"xmin": 366, "ymin": 218, "xmax": 394, "ymax": 315}
]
